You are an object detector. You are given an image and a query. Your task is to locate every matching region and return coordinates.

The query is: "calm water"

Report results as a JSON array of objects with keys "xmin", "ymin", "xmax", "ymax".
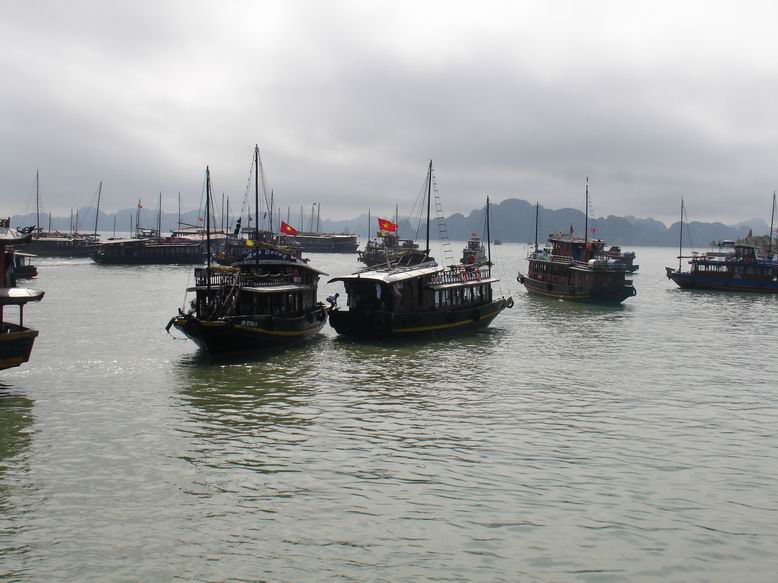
[{"xmin": 1, "ymin": 244, "xmax": 777, "ymax": 581}]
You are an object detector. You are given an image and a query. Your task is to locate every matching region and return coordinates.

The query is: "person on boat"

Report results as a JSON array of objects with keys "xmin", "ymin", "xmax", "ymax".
[{"xmin": 326, "ymin": 293, "xmax": 339, "ymax": 310}]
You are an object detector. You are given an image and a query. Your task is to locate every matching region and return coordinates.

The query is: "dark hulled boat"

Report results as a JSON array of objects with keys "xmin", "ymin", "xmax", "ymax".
[
  {"xmin": 11, "ymin": 251, "xmax": 38, "ymax": 279},
  {"xmin": 518, "ymin": 190, "xmax": 636, "ymax": 304},
  {"xmin": 0, "ymin": 223, "xmax": 44, "ymax": 371},
  {"xmin": 666, "ymin": 197, "xmax": 778, "ymax": 292},
  {"xmin": 92, "ymin": 236, "xmax": 205, "ymax": 265},
  {"xmin": 329, "ymin": 162, "xmax": 512, "ymax": 338},
  {"xmin": 604, "ymin": 246, "xmax": 639, "ymax": 272},
  {"xmin": 461, "ymin": 231, "xmax": 486, "ymax": 265},
  {"xmin": 358, "ymin": 232, "xmax": 421, "ymax": 268},
  {"xmin": 289, "ymin": 232, "xmax": 358, "ymax": 253},
  {"xmin": 168, "ymin": 153, "xmax": 328, "ymax": 354}
]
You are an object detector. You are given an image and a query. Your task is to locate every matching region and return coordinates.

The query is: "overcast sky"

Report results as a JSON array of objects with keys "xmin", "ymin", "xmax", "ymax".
[{"xmin": 2, "ymin": 0, "xmax": 777, "ymax": 223}]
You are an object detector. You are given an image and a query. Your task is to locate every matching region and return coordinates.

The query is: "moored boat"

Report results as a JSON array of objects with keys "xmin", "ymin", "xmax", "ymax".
[
  {"xmin": 329, "ymin": 162, "xmax": 513, "ymax": 338},
  {"xmin": 0, "ymin": 221, "xmax": 44, "ymax": 371},
  {"xmin": 666, "ymin": 196, "xmax": 778, "ymax": 292},
  {"xmin": 461, "ymin": 231, "xmax": 487, "ymax": 265},
  {"xmin": 518, "ymin": 189, "xmax": 636, "ymax": 303},
  {"xmin": 168, "ymin": 152, "xmax": 328, "ymax": 354}
]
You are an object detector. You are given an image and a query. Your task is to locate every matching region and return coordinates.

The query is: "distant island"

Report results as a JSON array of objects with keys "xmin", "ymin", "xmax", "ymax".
[{"xmin": 11, "ymin": 197, "xmax": 770, "ymax": 247}]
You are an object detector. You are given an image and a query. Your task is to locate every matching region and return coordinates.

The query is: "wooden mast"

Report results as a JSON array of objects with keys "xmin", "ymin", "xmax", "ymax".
[
  {"xmin": 425, "ymin": 160, "xmax": 432, "ymax": 257},
  {"xmin": 36, "ymin": 170, "xmax": 40, "ymax": 234},
  {"xmin": 584, "ymin": 177, "xmax": 589, "ymax": 246},
  {"xmin": 93, "ymin": 181, "xmax": 102, "ymax": 237},
  {"xmin": 534, "ymin": 202, "xmax": 539, "ymax": 252},
  {"xmin": 254, "ymin": 145, "xmax": 260, "ymax": 266},
  {"xmin": 157, "ymin": 192, "xmax": 162, "ymax": 238},
  {"xmin": 206, "ymin": 166, "xmax": 212, "ymax": 292},
  {"xmin": 486, "ymin": 196, "xmax": 491, "ymax": 266},
  {"xmin": 678, "ymin": 198, "xmax": 684, "ymax": 272},
  {"xmin": 769, "ymin": 191, "xmax": 776, "ymax": 258}
]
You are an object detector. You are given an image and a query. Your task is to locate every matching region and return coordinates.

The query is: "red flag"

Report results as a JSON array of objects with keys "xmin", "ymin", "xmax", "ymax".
[
  {"xmin": 280, "ymin": 221, "xmax": 298, "ymax": 236},
  {"xmin": 377, "ymin": 217, "xmax": 398, "ymax": 232}
]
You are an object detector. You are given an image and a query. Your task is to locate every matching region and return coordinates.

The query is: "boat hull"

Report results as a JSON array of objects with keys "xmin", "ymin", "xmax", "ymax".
[
  {"xmin": 329, "ymin": 298, "xmax": 509, "ymax": 338},
  {"xmin": 0, "ymin": 325, "xmax": 39, "ymax": 371},
  {"xmin": 172, "ymin": 309, "xmax": 327, "ymax": 354},
  {"xmin": 25, "ymin": 242, "xmax": 98, "ymax": 257},
  {"xmin": 92, "ymin": 252, "xmax": 206, "ymax": 265},
  {"xmin": 519, "ymin": 274, "xmax": 636, "ymax": 303},
  {"xmin": 668, "ymin": 270, "xmax": 778, "ymax": 293}
]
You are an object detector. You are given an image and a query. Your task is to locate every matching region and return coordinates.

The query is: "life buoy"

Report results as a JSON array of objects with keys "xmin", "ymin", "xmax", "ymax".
[
  {"xmin": 460, "ymin": 271, "xmax": 468, "ymax": 283},
  {"xmin": 506, "ymin": 297, "xmax": 514, "ymax": 309},
  {"xmin": 475, "ymin": 269, "xmax": 481, "ymax": 281},
  {"xmin": 467, "ymin": 254, "xmax": 475, "ymax": 264}
]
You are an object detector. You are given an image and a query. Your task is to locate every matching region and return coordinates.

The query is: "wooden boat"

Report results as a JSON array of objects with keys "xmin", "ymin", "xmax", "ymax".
[
  {"xmin": 92, "ymin": 236, "xmax": 205, "ymax": 264},
  {"xmin": 329, "ymin": 161, "xmax": 513, "ymax": 338},
  {"xmin": 284, "ymin": 203, "xmax": 358, "ymax": 253},
  {"xmin": 357, "ymin": 210, "xmax": 424, "ymax": 268},
  {"xmin": 0, "ymin": 224, "xmax": 44, "ymax": 371},
  {"xmin": 518, "ymin": 188, "xmax": 636, "ymax": 303},
  {"xmin": 11, "ymin": 251, "xmax": 38, "ymax": 279},
  {"xmin": 168, "ymin": 153, "xmax": 328, "ymax": 354},
  {"xmin": 92, "ymin": 194, "xmax": 205, "ymax": 265},
  {"xmin": 666, "ymin": 196, "xmax": 778, "ymax": 292},
  {"xmin": 604, "ymin": 245, "xmax": 639, "ymax": 272},
  {"xmin": 23, "ymin": 172, "xmax": 101, "ymax": 256},
  {"xmin": 461, "ymin": 231, "xmax": 487, "ymax": 265}
]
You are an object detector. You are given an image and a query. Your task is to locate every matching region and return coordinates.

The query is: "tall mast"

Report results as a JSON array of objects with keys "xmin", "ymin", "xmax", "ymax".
[
  {"xmin": 36, "ymin": 170, "xmax": 40, "ymax": 234},
  {"xmin": 69, "ymin": 208, "xmax": 73, "ymax": 235},
  {"xmin": 269, "ymin": 190, "xmax": 274, "ymax": 233},
  {"xmin": 584, "ymin": 177, "xmax": 589, "ymax": 246},
  {"xmin": 93, "ymin": 180, "xmax": 102, "ymax": 237},
  {"xmin": 221, "ymin": 192, "xmax": 225, "ymax": 234},
  {"xmin": 136, "ymin": 198, "xmax": 141, "ymax": 236},
  {"xmin": 48, "ymin": 212, "xmax": 51, "ymax": 235},
  {"xmin": 157, "ymin": 192, "xmax": 162, "ymax": 238},
  {"xmin": 310, "ymin": 203, "xmax": 316, "ymax": 232},
  {"xmin": 178, "ymin": 192, "xmax": 181, "ymax": 231},
  {"xmin": 227, "ymin": 196, "xmax": 231, "ymax": 233},
  {"xmin": 206, "ymin": 166, "xmax": 212, "ymax": 291},
  {"xmin": 486, "ymin": 196, "xmax": 492, "ymax": 266},
  {"xmin": 254, "ymin": 145, "xmax": 260, "ymax": 266},
  {"xmin": 316, "ymin": 202, "xmax": 321, "ymax": 233},
  {"xmin": 534, "ymin": 202, "xmax": 539, "ymax": 252},
  {"xmin": 75, "ymin": 209, "xmax": 79, "ymax": 234},
  {"xmin": 768, "ymin": 191, "xmax": 776, "ymax": 258},
  {"xmin": 395, "ymin": 201, "xmax": 399, "ymax": 230},
  {"xmin": 367, "ymin": 209, "xmax": 371, "ymax": 240},
  {"xmin": 425, "ymin": 160, "xmax": 432, "ymax": 257},
  {"xmin": 678, "ymin": 198, "xmax": 684, "ymax": 271},
  {"xmin": 287, "ymin": 205, "xmax": 290, "ymax": 225},
  {"xmin": 112, "ymin": 215, "xmax": 116, "ymax": 239}
]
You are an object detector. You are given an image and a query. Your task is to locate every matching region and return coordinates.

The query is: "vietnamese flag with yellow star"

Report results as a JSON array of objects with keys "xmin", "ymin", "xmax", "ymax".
[
  {"xmin": 377, "ymin": 217, "xmax": 397, "ymax": 232},
  {"xmin": 280, "ymin": 221, "xmax": 298, "ymax": 236}
]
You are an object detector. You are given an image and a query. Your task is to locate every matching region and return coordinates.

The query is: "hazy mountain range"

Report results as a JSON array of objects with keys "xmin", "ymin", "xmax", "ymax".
[{"xmin": 10, "ymin": 198, "xmax": 771, "ymax": 247}]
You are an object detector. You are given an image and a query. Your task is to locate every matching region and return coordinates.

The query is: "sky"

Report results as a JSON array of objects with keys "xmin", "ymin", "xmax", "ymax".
[{"xmin": 2, "ymin": 0, "xmax": 777, "ymax": 224}]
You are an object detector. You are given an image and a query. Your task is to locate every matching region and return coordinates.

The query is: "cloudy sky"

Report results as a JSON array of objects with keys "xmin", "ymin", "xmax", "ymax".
[{"xmin": 2, "ymin": 0, "xmax": 777, "ymax": 223}]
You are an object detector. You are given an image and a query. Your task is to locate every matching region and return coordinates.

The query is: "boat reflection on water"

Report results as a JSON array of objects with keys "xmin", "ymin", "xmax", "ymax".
[{"xmin": 0, "ymin": 387, "xmax": 35, "ymax": 516}]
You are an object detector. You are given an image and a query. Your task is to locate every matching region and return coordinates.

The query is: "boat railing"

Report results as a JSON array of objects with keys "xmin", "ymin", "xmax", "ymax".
[
  {"xmin": 194, "ymin": 268, "xmax": 295, "ymax": 288},
  {"xmin": 429, "ymin": 267, "xmax": 491, "ymax": 285}
]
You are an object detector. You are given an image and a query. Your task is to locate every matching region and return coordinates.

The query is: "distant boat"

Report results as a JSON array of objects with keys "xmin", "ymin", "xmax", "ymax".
[
  {"xmin": 329, "ymin": 161, "xmax": 513, "ymax": 338},
  {"xmin": 666, "ymin": 196, "xmax": 778, "ymax": 292},
  {"xmin": 91, "ymin": 194, "xmax": 205, "ymax": 265},
  {"xmin": 168, "ymin": 151, "xmax": 328, "ymax": 354},
  {"xmin": 0, "ymin": 222, "xmax": 44, "ymax": 371},
  {"xmin": 518, "ymin": 185, "xmax": 636, "ymax": 303},
  {"xmin": 11, "ymin": 251, "xmax": 37, "ymax": 279},
  {"xmin": 357, "ymin": 212, "xmax": 424, "ymax": 268},
  {"xmin": 604, "ymin": 245, "xmax": 639, "ymax": 272},
  {"xmin": 461, "ymin": 231, "xmax": 487, "ymax": 265},
  {"xmin": 494, "ymin": 239, "xmax": 503, "ymax": 246},
  {"xmin": 23, "ymin": 172, "xmax": 101, "ymax": 257}
]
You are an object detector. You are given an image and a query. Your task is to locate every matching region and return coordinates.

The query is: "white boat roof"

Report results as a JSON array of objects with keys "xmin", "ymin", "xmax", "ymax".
[
  {"xmin": 0, "ymin": 227, "xmax": 32, "ymax": 245},
  {"xmin": 429, "ymin": 276, "xmax": 500, "ymax": 290},
  {"xmin": 233, "ymin": 259, "xmax": 328, "ymax": 276},
  {"xmin": 329, "ymin": 261, "xmax": 443, "ymax": 284},
  {"xmin": 186, "ymin": 284, "xmax": 312, "ymax": 293},
  {"xmin": 0, "ymin": 287, "xmax": 44, "ymax": 304}
]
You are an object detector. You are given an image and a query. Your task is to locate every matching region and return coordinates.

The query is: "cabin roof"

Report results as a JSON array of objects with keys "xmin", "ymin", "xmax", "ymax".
[
  {"xmin": 186, "ymin": 284, "xmax": 313, "ymax": 293},
  {"xmin": 428, "ymin": 276, "xmax": 500, "ymax": 290},
  {"xmin": 0, "ymin": 287, "xmax": 44, "ymax": 304},
  {"xmin": 232, "ymin": 259, "xmax": 328, "ymax": 276},
  {"xmin": 0, "ymin": 227, "xmax": 32, "ymax": 246},
  {"xmin": 328, "ymin": 261, "xmax": 443, "ymax": 284}
]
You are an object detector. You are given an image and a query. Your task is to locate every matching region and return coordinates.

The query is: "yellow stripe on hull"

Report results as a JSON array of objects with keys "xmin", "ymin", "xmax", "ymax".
[
  {"xmin": 174, "ymin": 318, "xmax": 313, "ymax": 337},
  {"xmin": 524, "ymin": 287, "xmax": 591, "ymax": 300},
  {"xmin": 392, "ymin": 309, "xmax": 502, "ymax": 334}
]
